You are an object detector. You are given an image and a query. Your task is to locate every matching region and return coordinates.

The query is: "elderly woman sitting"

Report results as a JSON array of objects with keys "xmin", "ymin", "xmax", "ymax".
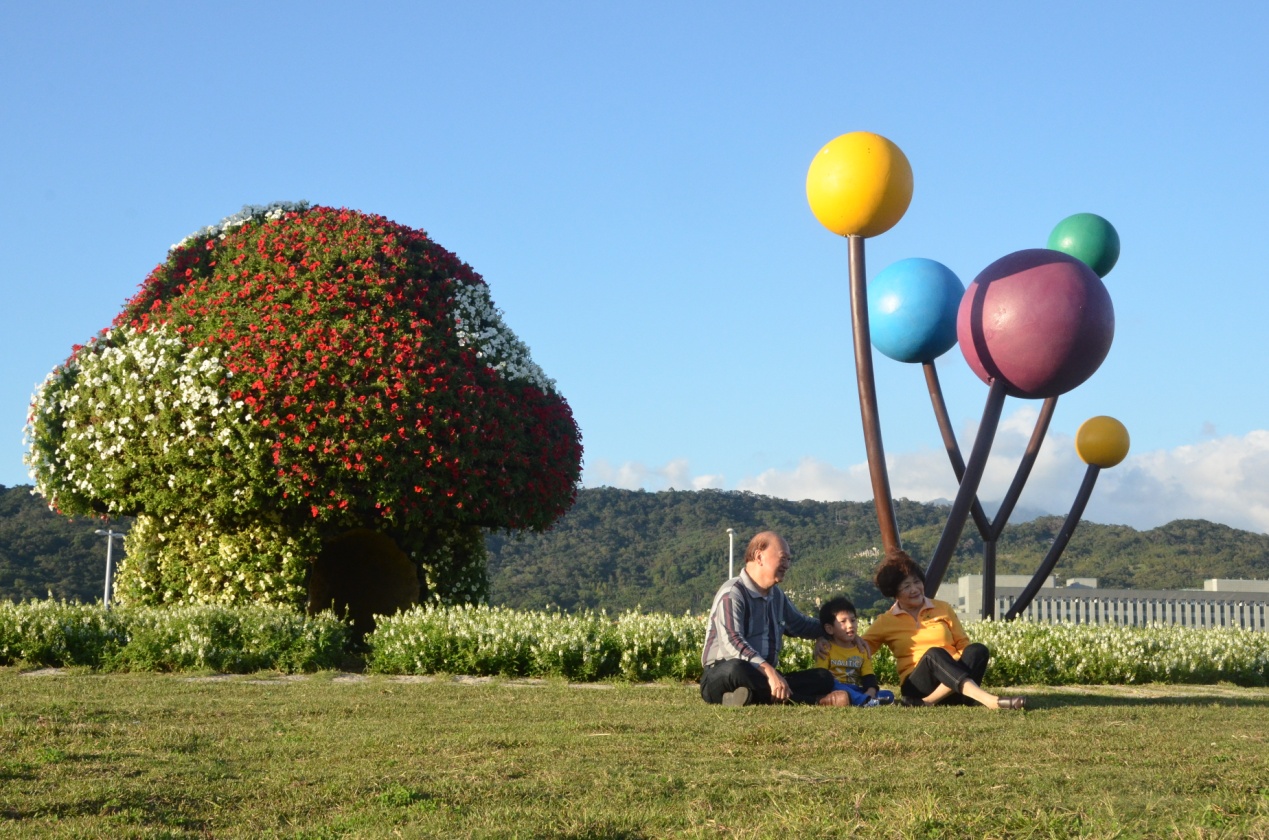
[{"xmin": 861, "ymin": 549, "xmax": 1025, "ymax": 710}]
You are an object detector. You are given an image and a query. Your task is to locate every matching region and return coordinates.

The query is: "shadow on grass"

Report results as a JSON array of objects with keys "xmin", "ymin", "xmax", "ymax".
[
  {"xmin": 1, "ymin": 790, "xmax": 212, "ymax": 830},
  {"xmin": 554, "ymin": 829, "xmax": 649, "ymax": 840},
  {"xmin": 1019, "ymin": 689, "xmax": 1269, "ymax": 710}
]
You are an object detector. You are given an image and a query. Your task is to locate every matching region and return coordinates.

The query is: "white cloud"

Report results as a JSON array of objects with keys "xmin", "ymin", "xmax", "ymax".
[
  {"xmin": 584, "ymin": 411, "xmax": 1269, "ymax": 534},
  {"xmin": 1087, "ymin": 430, "xmax": 1269, "ymax": 533},
  {"xmin": 584, "ymin": 458, "xmax": 724, "ymax": 492}
]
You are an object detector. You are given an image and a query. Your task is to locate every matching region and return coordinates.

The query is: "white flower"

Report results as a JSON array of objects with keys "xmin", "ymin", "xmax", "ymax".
[{"xmin": 448, "ymin": 282, "xmax": 556, "ymax": 393}]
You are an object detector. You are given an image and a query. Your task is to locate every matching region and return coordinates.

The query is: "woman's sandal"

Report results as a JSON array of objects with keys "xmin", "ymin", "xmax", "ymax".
[{"xmin": 996, "ymin": 697, "xmax": 1026, "ymax": 710}]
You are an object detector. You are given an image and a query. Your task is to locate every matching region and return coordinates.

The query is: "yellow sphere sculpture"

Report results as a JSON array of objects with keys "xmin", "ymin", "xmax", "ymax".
[
  {"xmin": 806, "ymin": 132, "xmax": 913, "ymax": 238},
  {"xmin": 1075, "ymin": 416, "xmax": 1130, "ymax": 468}
]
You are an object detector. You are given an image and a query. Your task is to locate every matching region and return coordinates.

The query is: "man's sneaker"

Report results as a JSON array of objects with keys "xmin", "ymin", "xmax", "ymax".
[{"xmin": 721, "ymin": 687, "xmax": 750, "ymax": 707}]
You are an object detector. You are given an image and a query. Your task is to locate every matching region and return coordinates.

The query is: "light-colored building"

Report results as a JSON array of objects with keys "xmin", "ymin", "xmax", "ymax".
[
  {"xmin": 953, "ymin": 575, "xmax": 1269, "ymax": 631},
  {"xmin": 956, "ymin": 574, "xmax": 1055, "ymax": 619},
  {"xmin": 1204, "ymin": 578, "xmax": 1269, "ymax": 593}
]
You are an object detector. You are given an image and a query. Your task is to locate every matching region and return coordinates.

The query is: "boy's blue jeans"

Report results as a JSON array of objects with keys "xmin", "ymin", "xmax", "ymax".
[{"xmin": 832, "ymin": 681, "xmax": 895, "ymax": 705}]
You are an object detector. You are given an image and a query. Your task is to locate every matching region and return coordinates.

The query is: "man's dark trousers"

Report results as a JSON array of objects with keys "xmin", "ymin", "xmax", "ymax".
[{"xmin": 700, "ymin": 660, "xmax": 835, "ymax": 705}]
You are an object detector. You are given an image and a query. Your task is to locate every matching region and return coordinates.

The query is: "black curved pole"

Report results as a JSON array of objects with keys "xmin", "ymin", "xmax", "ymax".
[
  {"xmin": 924, "ymin": 363, "xmax": 1066, "ymax": 615},
  {"xmin": 924, "ymin": 378, "xmax": 1007, "ymax": 596},
  {"xmin": 922, "ymin": 362, "xmax": 991, "ymax": 539},
  {"xmin": 848, "ymin": 234, "xmax": 901, "ymax": 554},
  {"xmin": 1004, "ymin": 464, "xmax": 1101, "ymax": 620},
  {"xmin": 988, "ymin": 397, "xmax": 1058, "ymax": 540}
]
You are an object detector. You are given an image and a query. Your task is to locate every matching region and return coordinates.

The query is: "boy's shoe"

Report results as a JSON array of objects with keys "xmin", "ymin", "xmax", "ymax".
[
  {"xmin": 877, "ymin": 695, "xmax": 895, "ymax": 706},
  {"xmin": 862, "ymin": 698, "xmax": 881, "ymax": 708},
  {"xmin": 721, "ymin": 687, "xmax": 750, "ymax": 707}
]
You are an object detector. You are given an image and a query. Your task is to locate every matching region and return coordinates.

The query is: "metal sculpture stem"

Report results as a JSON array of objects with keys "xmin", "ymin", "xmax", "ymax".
[
  {"xmin": 982, "ymin": 540, "xmax": 997, "ymax": 619},
  {"xmin": 1004, "ymin": 465, "xmax": 1101, "ymax": 619},
  {"xmin": 922, "ymin": 362, "xmax": 991, "ymax": 539},
  {"xmin": 923, "ymin": 364, "xmax": 1064, "ymax": 615},
  {"xmin": 848, "ymin": 234, "xmax": 901, "ymax": 554},
  {"xmin": 924, "ymin": 378, "xmax": 1007, "ymax": 596},
  {"xmin": 989, "ymin": 396, "xmax": 1057, "ymax": 539}
]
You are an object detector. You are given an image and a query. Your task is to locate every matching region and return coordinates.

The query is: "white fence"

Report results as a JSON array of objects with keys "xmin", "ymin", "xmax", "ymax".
[{"xmin": 996, "ymin": 590, "xmax": 1269, "ymax": 631}]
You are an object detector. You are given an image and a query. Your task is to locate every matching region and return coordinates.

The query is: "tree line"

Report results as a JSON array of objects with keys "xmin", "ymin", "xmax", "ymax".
[{"xmin": 4, "ymin": 484, "xmax": 1268, "ymax": 613}]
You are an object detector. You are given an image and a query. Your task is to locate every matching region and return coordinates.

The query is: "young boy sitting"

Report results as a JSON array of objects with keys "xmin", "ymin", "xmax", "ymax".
[{"xmin": 814, "ymin": 596, "xmax": 895, "ymax": 707}]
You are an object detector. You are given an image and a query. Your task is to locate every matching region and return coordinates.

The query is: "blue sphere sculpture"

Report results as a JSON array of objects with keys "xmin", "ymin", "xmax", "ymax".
[{"xmin": 869, "ymin": 258, "xmax": 965, "ymax": 363}]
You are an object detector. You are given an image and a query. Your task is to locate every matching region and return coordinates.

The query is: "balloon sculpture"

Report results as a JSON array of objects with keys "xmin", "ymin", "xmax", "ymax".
[{"xmin": 807, "ymin": 133, "xmax": 1128, "ymax": 618}]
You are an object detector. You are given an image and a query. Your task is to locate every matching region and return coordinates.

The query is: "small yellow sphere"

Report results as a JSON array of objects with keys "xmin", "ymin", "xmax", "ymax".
[
  {"xmin": 806, "ymin": 132, "xmax": 913, "ymax": 238},
  {"xmin": 1075, "ymin": 416, "xmax": 1130, "ymax": 468}
]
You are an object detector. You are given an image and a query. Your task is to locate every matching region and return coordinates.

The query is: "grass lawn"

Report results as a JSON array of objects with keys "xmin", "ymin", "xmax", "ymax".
[{"xmin": 2, "ymin": 668, "xmax": 1267, "ymax": 839}]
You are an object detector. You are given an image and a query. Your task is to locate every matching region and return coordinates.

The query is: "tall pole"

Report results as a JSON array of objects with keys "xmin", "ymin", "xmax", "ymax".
[
  {"xmin": 726, "ymin": 528, "xmax": 735, "ymax": 579},
  {"xmin": 94, "ymin": 528, "xmax": 125, "ymax": 609},
  {"xmin": 848, "ymin": 234, "xmax": 901, "ymax": 554}
]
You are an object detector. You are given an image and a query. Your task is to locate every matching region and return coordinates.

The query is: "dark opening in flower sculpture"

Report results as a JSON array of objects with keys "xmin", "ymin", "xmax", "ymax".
[{"xmin": 25, "ymin": 203, "xmax": 583, "ymax": 630}]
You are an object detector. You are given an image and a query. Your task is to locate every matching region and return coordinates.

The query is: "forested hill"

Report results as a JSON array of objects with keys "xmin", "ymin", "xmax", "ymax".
[
  {"xmin": 4, "ymin": 483, "xmax": 1269, "ymax": 613},
  {"xmin": 0, "ymin": 484, "xmax": 122, "ymax": 602},
  {"xmin": 486, "ymin": 488, "xmax": 1269, "ymax": 614}
]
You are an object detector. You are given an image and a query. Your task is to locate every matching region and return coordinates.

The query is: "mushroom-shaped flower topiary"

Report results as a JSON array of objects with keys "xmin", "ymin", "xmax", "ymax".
[{"xmin": 24, "ymin": 203, "xmax": 582, "ymax": 626}]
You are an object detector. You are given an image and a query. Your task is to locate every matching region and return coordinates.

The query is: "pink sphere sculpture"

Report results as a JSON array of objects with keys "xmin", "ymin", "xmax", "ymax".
[{"xmin": 957, "ymin": 249, "xmax": 1114, "ymax": 399}]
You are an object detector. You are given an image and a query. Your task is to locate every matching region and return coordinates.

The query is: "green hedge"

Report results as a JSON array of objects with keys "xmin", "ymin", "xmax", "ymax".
[
  {"xmin": 0, "ymin": 600, "xmax": 346, "ymax": 672},
  {"xmin": 364, "ymin": 605, "xmax": 701, "ymax": 682},
  {"xmin": 4, "ymin": 600, "xmax": 1267, "ymax": 686},
  {"xmin": 366, "ymin": 605, "xmax": 1269, "ymax": 687}
]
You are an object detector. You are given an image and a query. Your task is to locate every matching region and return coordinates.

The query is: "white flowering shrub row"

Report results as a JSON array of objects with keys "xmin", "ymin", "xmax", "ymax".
[
  {"xmin": 366, "ymin": 604, "xmax": 705, "ymax": 682},
  {"xmin": 367, "ymin": 608, "xmax": 1269, "ymax": 686},
  {"xmin": 971, "ymin": 620, "xmax": 1269, "ymax": 686},
  {"xmin": 4, "ymin": 602, "xmax": 1267, "ymax": 684},
  {"xmin": 0, "ymin": 600, "xmax": 346, "ymax": 672}
]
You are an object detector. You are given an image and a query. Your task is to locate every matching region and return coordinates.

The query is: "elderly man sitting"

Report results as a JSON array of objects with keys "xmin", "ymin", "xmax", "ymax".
[{"xmin": 699, "ymin": 531, "xmax": 838, "ymax": 706}]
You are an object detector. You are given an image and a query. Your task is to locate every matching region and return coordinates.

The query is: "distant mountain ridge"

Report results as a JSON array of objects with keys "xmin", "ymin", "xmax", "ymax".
[
  {"xmin": 487, "ymin": 487, "xmax": 1269, "ymax": 614},
  {"xmin": 4, "ymin": 484, "xmax": 1268, "ymax": 614},
  {"xmin": 927, "ymin": 497, "xmax": 1050, "ymax": 524}
]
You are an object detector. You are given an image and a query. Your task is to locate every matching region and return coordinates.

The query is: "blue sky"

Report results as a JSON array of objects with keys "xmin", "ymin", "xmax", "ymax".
[{"xmin": 3, "ymin": 2, "xmax": 1268, "ymax": 533}]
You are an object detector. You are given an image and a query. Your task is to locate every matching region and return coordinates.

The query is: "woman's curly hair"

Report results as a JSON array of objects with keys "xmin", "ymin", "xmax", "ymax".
[{"xmin": 874, "ymin": 549, "xmax": 925, "ymax": 599}]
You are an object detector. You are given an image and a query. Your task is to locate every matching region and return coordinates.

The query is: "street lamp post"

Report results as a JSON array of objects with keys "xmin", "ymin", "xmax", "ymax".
[
  {"xmin": 94, "ymin": 528, "xmax": 125, "ymax": 609},
  {"xmin": 726, "ymin": 528, "xmax": 735, "ymax": 579}
]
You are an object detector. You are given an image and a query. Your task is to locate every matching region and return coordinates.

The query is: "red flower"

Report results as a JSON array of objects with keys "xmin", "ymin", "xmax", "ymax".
[{"xmin": 112, "ymin": 205, "xmax": 582, "ymax": 536}]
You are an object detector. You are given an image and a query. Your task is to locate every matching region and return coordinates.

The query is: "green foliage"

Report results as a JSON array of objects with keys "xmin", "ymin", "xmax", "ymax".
[
  {"xmin": 612, "ymin": 610, "xmax": 706, "ymax": 682},
  {"xmin": 23, "ymin": 324, "xmax": 265, "ymax": 522},
  {"xmin": 0, "ymin": 484, "xmax": 122, "ymax": 602},
  {"xmin": 399, "ymin": 524, "xmax": 490, "ymax": 606},
  {"xmin": 0, "ymin": 600, "xmax": 347, "ymax": 672},
  {"xmin": 114, "ymin": 513, "xmax": 316, "ymax": 608}
]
